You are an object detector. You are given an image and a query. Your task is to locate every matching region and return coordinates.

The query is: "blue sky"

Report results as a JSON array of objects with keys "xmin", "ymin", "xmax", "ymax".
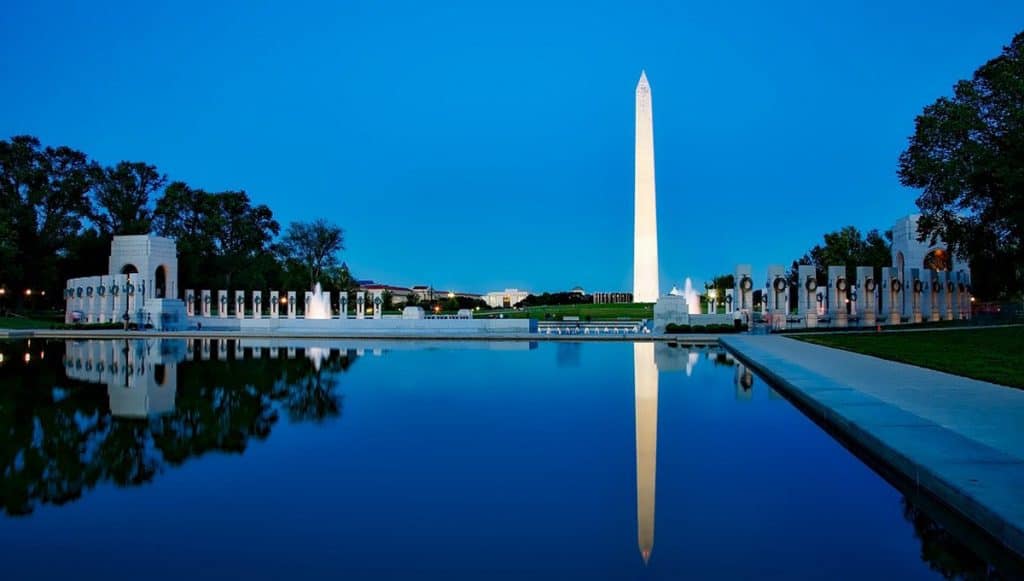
[{"xmin": 1, "ymin": 1, "xmax": 1021, "ymax": 293}]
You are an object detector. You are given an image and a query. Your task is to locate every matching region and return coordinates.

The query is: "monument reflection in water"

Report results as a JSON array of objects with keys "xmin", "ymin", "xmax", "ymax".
[{"xmin": 1, "ymin": 339, "xmax": 1016, "ymax": 578}]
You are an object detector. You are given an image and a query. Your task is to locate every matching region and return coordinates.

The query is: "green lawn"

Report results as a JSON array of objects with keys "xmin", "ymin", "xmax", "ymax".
[
  {"xmin": 477, "ymin": 303, "xmax": 654, "ymax": 321},
  {"xmin": 0, "ymin": 315, "xmax": 66, "ymax": 329},
  {"xmin": 795, "ymin": 326, "xmax": 1024, "ymax": 388}
]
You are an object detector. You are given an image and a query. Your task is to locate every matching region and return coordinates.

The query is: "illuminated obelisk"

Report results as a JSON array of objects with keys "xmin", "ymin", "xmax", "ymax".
[
  {"xmin": 634, "ymin": 342, "xmax": 658, "ymax": 564},
  {"xmin": 633, "ymin": 71, "xmax": 659, "ymax": 303}
]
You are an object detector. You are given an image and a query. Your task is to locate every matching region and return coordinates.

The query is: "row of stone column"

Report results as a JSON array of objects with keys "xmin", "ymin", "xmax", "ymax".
[
  {"xmin": 729, "ymin": 264, "xmax": 971, "ymax": 328},
  {"xmin": 183, "ymin": 340, "xmax": 382, "ymax": 361},
  {"xmin": 183, "ymin": 290, "xmax": 386, "ymax": 320},
  {"xmin": 65, "ymin": 273, "xmax": 146, "ymax": 324}
]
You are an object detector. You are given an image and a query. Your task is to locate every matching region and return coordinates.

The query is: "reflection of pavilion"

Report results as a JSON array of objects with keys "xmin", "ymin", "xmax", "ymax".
[{"xmin": 64, "ymin": 339, "xmax": 186, "ymax": 418}]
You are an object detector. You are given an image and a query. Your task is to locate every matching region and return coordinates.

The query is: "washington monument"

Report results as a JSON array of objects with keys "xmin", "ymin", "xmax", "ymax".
[{"xmin": 633, "ymin": 71, "xmax": 659, "ymax": 302}]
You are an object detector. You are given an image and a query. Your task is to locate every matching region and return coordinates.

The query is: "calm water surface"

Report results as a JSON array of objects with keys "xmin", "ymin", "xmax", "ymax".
[{"xmin": 0, "ymin": 338, "xmax": 1016, "ymax": 579}]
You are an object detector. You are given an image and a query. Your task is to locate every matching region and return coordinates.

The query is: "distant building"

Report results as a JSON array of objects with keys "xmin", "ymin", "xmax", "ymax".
[
  {"xmin": 359, "ymin": 283, "xmax": 415, "ymax": 305},
  {"xmin": 411, "ymin": 285, "xmax": 434, "ymax": 302},
  {"xmin": 570, "ymin": 286, "xmax": 586, "ymax": 295},
  {"xmin": 483, "ymin": 288, "xmax": 530, "ymax": 308},
  {"xmin": 593, "ymin": 292, "xmax": 633, "ymax": 304}
]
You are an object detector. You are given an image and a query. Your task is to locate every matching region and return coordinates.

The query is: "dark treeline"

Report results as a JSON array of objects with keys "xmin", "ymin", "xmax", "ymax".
[{"xmin": 0, "ymin": 135, "xmax": 352, "ymax": 309}]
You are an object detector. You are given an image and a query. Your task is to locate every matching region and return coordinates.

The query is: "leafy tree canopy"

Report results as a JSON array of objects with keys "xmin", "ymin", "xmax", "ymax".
[{"xmin": 898, "ymin": 31, "xmax": 1024, "ymax": 299}]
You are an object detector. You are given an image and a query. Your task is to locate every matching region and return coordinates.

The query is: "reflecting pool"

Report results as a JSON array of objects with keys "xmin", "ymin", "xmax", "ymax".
[{"xmin": 0, "ymin": 338, "xmax": 1019, "ymax": 579}]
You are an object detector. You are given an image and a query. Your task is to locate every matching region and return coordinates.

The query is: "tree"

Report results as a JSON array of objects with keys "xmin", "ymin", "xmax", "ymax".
[
  {"xmin": 898, "ymin": 31, "xmax": 1024, "ymax": 300},
  {"xmin": 0, "ymin": 136, "xmax": 95, "ymax": 298},
  {"xmin": 92, "ymin": 161, "xmax": 166, "ymax": 235},
  {"xmin": 790, "ymin": 226, "xmax": 892, "ymax": 286},
  {"xmin": 209, "ymin": 191, "xmax": 279, "ymax": 289},
  {"xmin": 154, "ymin": 181, "xmax": 220, "ymax": 287},
  {"xmin": 278, "ymin": 219, "xmax": 345, "ymax": 289}
]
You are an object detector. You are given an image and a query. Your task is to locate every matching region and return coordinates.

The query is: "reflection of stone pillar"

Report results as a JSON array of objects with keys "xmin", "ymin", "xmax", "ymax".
[
  {"xmin": 235, "ymin": 340, "xmax": 244, "ymax": 358},
  {"xmin": 287, "ymin": 291, "xmax": 297, "ymax": 318},
  {"xmin": 253, "ymin": 346, "xmax": 262, "ymax": 358},
  {"xmin": 270, "ymin": 291, "xmax": 279, "ymax": 319},
  {"xmin": 218, "ymin": 339, "xmax": 227, "ymax": 360},
  {"xmin": 185, "ymin": 289, "xmax": 195, "ymax": 317},
  {"xmin": 252, "ymin": 291, "xmax": 262, "ymax": 319},
  {"xmin": 734, "ymin": 363, "xmax": 754, "ymax": 400},
  {"xmin": 287, "ymin": 347, "xmax": 296, "ymax": 359},
  {"xmin": 356, "ymin": 292, "xmax": 366, "ymax": 319},
  {"xmin": 218, "ymin": 290, "xmax": 229, "ymax": 318},
  {"xmin": 633, "ymin": 342, "xmax": 657, "ymax": 565},
  {"xmin": 828, "ymin": 266, "xmax": 847, "ymax": 327},
  {"xmin": 235, "ymin": 291, "xmax": 245, "ymax": 319},
  {"xmin": 201, "ymin": 338, "xmax": 211, "ymax": 360}
]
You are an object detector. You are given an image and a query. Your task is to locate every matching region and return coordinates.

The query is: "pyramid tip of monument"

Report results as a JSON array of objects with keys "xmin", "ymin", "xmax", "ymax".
[{"xmin": 639, "ymin": 69, "xmax": 648, "ymax": 82}]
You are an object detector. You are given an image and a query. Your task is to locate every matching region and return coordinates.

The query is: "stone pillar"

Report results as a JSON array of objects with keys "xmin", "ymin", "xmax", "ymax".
[
  {"xmin": 881, "ymin": 267, "xmax": 901, "ymax": 325},
  {"xmin": 734, "ymin": 264, "xmax": 753, "ymax": 312},
  {"xmin": 828, "ymin": 266, "xmax": 847, "ymax": 327},
  {"xmin": 323, "ymin": 291, "xmax": 333, "ymax": 318},
  {"xmin": 928, "ymin": 272, "xmax": 941, "ymax": 322},
  {"xmin": 304, "ymin": 291, "xmax": 313, "ymax": 318},
  {"xmin": 724, "ymin": 289, "xmax": 735, "ymax": 314},
  {"xmin": 767, "ymin": 265, "xmax": 785, "ymax": 314},
  {"xmin": 185, "ymin": 289, "xmax": 195, "ymax": 317},
  {"xmin": 857, "ymin": 266, "xmax": 876, "ymax": 327},
  {"xmin": 957, "ymin": 271, "xmax": 969, "ymax": 320},
  {"xmin": 270, "ymin": 291, "xmax": 279, "ymax": 319},
  {"xmin": 372, "ymin": 292, "xmax": 383, "ymax": 319},
  {"xmin": 252, "ymin": 291, "xmax": 262, "ymax": 319},
  {"xmin": 234, "ymin": 291, "xmax": 245, "ymax": 319},
  {"xmin": 797, "ymin": 265, "xmax": 817, "ymax": 328},
  {"xmin": 942, "ymin": 272, "xmax": 955, "ymax": 321},
  {"xmin": 340, "ymin": 293, "xmax": 350, "ymax": 319},
  {"xmin": 287, "ymin": 291, "xmax": 297, "ymax": 318},
  {"xmin": 201, "ymin": 290, "xmax": 211, "ymax": 317},
  {"xmin": 218, "ymin": 290, "xmax": 229, "ymax": 318},
  {"xmin": 111, "ymin": 277, "xmax": 126, "ymax": 323},
  {"xmin": 910, "ymin": 268, "xmax": 923, "ymax": 323},
  {"xmin": 356, "ymin": 291, "xmax": 366, "ymax": 319}
]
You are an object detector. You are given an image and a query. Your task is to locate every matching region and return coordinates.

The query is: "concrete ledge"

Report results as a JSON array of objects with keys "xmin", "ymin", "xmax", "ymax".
[{"xmin": 722, "ymin": 335, "xmax": 1024, "ymax": 558}]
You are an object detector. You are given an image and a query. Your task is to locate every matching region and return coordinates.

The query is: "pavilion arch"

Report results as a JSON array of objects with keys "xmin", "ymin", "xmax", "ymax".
[
  {"xmin": 923, "ymin": 249, "xmax": 952, "ymax": 272},
  {"xmin": 120, "ymin": 264, "xmax": 139, "ymax": 275},
  {"xmin": 155, "ymin": 265, "xmax": 168, "ymax": 298}
]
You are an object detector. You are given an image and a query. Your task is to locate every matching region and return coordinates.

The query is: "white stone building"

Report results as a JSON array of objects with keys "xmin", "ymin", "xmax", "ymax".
[
  {"xmin": 483, "ymin": 288, "xmax": 530, "ymax": 308},
  {"xmin": 64, "ymin": 235, "xmax": 187, "ymax": 330},
  {"xmin": 891, "ymin": 214, "xmax": 971, "ymax": 314}
]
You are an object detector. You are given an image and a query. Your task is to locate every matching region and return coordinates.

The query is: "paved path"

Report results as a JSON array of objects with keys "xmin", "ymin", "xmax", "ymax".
[{"xmin": 721, "ymin": 334, "xmax": 1024, "ymax": 558}]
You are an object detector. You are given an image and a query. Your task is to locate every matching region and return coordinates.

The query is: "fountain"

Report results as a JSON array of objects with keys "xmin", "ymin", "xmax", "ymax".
[
  {"xmin": 305, "ymin": 283, "xmax": 332, "ymax": 319},
  {"xmin": 669, "ymin": 278, "xmax": 702, "ymax": 314}
]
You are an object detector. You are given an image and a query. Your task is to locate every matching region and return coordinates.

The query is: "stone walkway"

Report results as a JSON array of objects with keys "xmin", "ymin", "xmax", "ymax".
[{"xmin": 721, "ymin": 334, "xmax": 1024, "ymax": 557}]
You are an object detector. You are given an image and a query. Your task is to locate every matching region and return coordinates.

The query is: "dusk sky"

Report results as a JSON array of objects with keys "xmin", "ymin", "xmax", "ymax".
[{"xmin": 2, "ymin": 1, "xmax": 1021, "ymax": 293}]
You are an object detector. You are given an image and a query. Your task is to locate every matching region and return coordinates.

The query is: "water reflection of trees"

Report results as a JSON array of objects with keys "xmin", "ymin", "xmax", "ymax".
[{"xmin": 0, "ymin": 340, "xmax": 354, "ymax": 516}]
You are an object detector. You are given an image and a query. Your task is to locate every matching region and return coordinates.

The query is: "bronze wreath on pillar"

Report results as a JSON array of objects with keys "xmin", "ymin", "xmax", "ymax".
[
  {"xmin": 864, "ymin": 278, "xmax": 876, "ymax": 293},
  {"xmin": 890, "ymin": 279, "xmax": 902, "ymax": 293},
  {"xmin": 805, "ymin": 276, "xmax": 817, "ymax": 292},
  {"xmin": 773, "ymin": 278, "xmax": 787, "ymax": 292},
  {"xmin": 836, "ymin": 278, "xmax": 847, "ymax": 292},
  {"xmin": 913, "ymin": 280, "xmax": 923, "ymax": 293},
  {"xmin": 740, "ymin": 276, "xmax": 753, "ymax": 292}
]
